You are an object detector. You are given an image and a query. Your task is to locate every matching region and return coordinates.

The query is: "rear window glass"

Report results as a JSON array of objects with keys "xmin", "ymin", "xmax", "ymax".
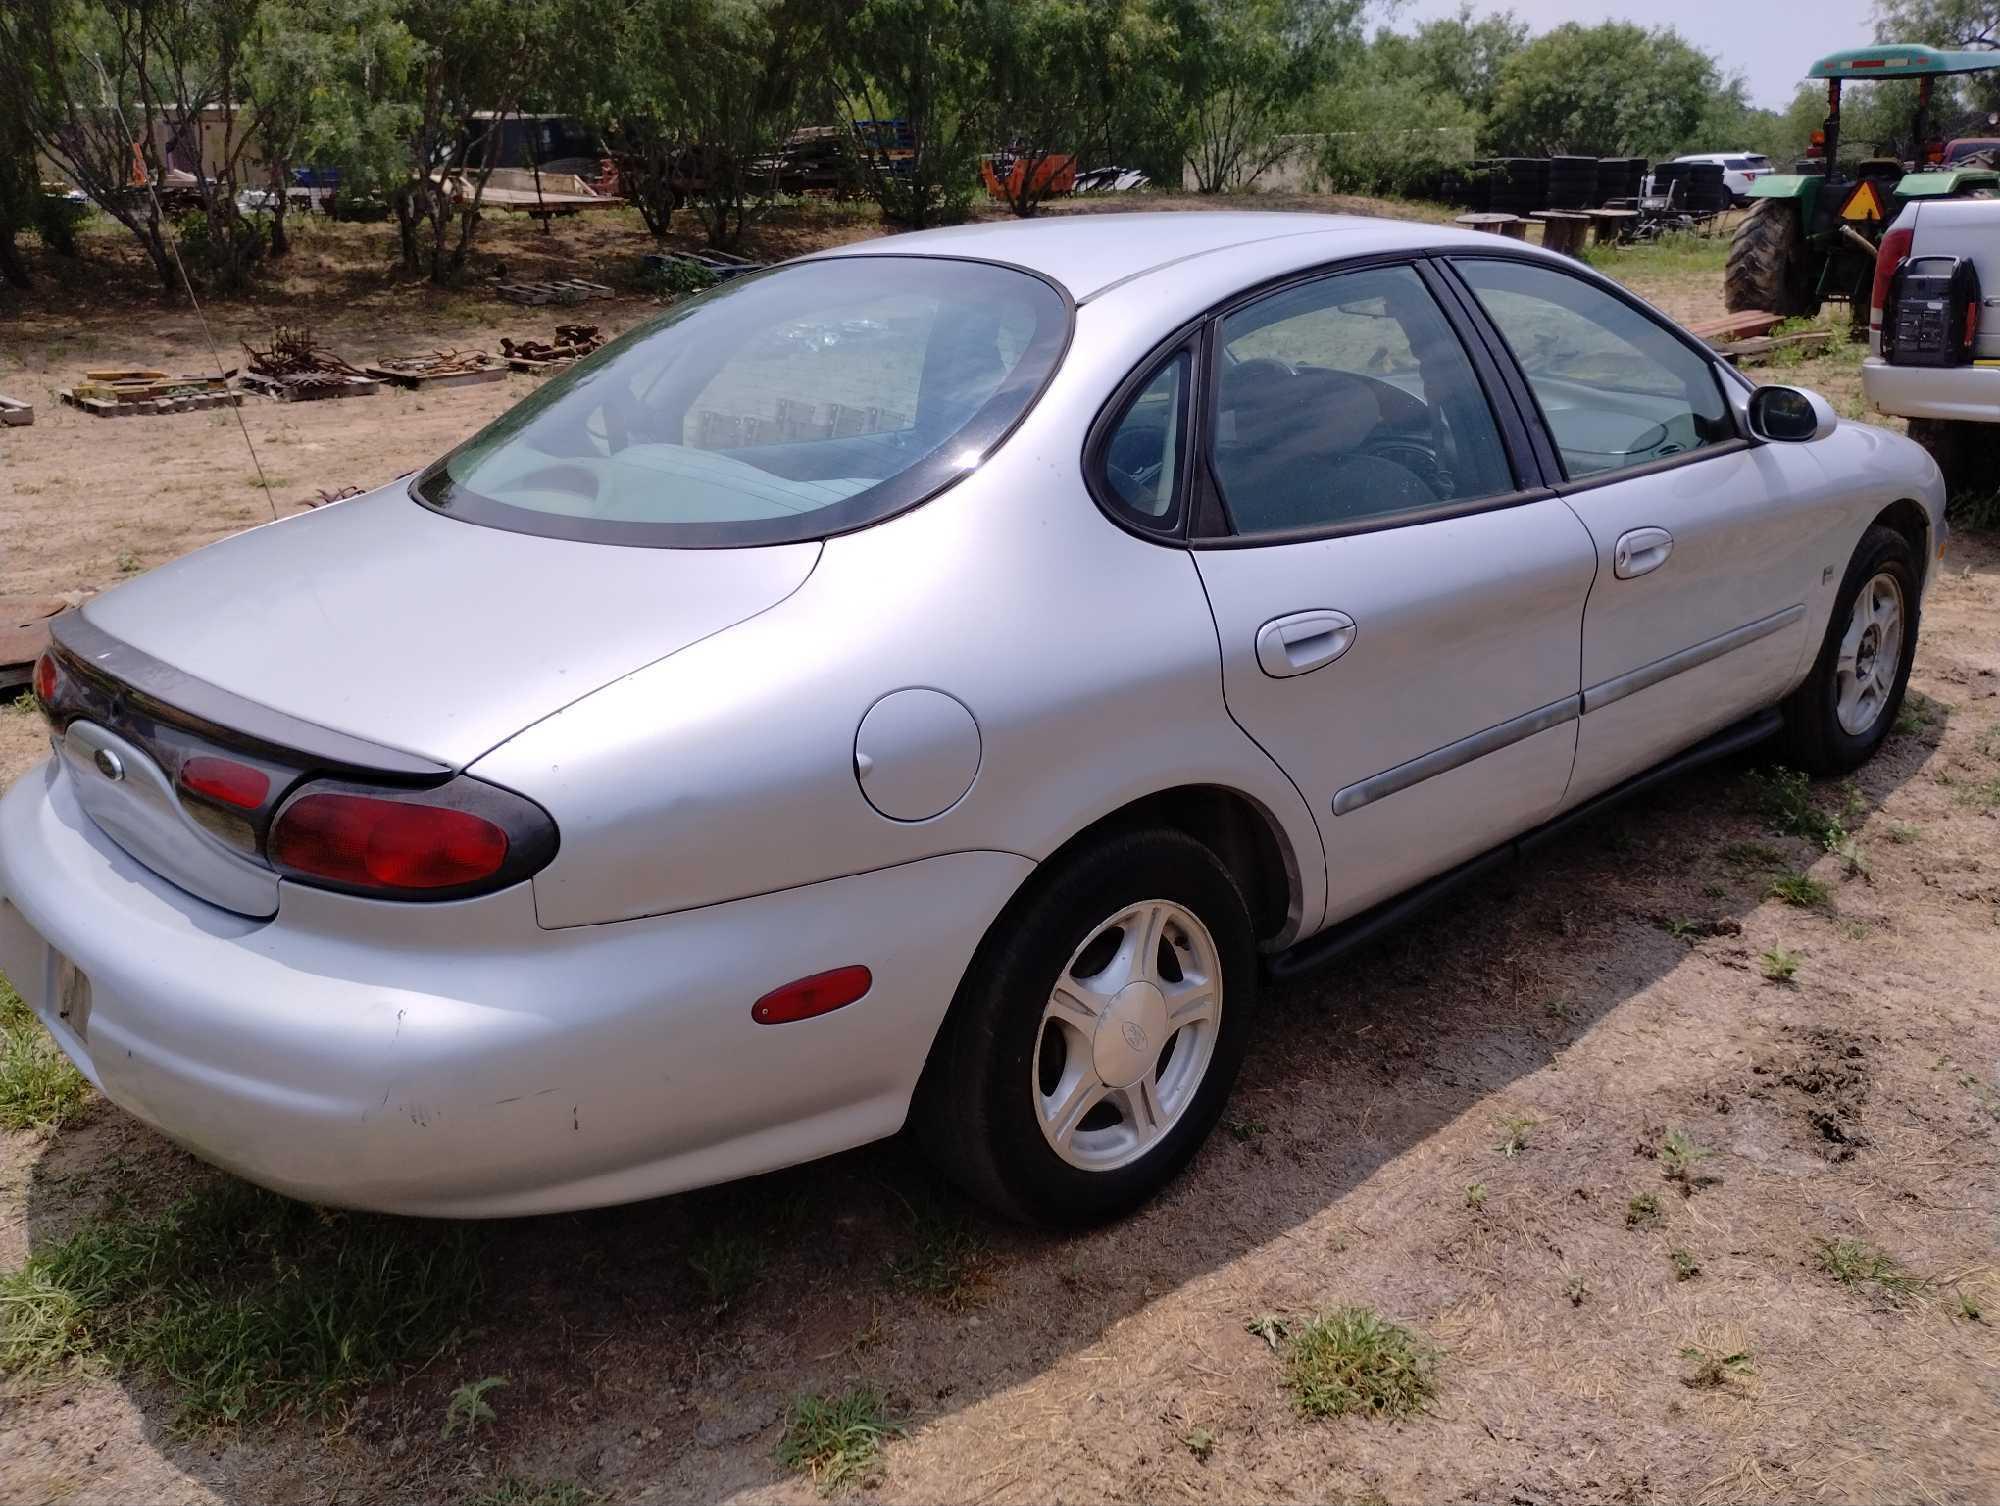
[
  {"xmin": 414, "ymin": 257, "xmax": 1069, "ymax": 547},
  {"xmin": 1724, "ymin": 158, "xmax": 1754, "ymax": 170}
]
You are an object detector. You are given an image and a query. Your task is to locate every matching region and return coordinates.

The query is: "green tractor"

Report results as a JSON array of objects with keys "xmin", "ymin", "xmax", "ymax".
[{"xmin": 1725, "ymin": 44, "xmax": 2000, "ymax": 323}]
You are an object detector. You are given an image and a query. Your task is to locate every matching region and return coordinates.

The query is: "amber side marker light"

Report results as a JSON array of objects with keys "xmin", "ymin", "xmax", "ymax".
[{"xmin": 753, "ymin": 966, "xmax": 874, "ymax": 1025}]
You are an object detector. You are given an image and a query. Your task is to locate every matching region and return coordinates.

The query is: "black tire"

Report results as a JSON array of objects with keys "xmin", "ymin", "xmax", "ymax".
[
  {"xmin": 913, "ymin": 827, "xmax": 1260, "ymax": 1227},
  {"xmin": 1777, "ymin": 524, "xmax": 1922, "ymax": 774},
  {"xmin": 1726, "ymin": 198, "xmax": 1813, "ymax": 315}
]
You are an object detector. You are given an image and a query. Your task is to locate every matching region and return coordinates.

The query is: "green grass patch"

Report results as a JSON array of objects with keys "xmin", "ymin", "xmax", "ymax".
[
  {"xmin": 1768, "ymin": 871, "xmax": 1832, "ymax": 909},
  {"xmin": 471, "ymin": 1480, "xmax": 605, "ymax": 1506},
  {"xmin": 0, "ymin": 1179, "xmax": 482, "ymax": 1424},
  {"xmin": 1815, "ymin": 1238, "xmax": 1926, "ymax": 1303},
  {"xmin": 1747, "ymin": 766, "xmax": 1855, "ymax": 850},
  {"xmin": 0, "ymin": 974, "xmax": 91, "ymax": 1132},
  {"xmin": 1625, "ymin": 1192, "xmax": 1663, "ymax": 1229},
  {"xmin": 776, "ymin": 1387, "xmax": 900, "ymax": 1494},
  {"xmin": 884, "ymin": 1204, "xmax": 987, "ymax": 1310},
  {"xmin": 1759, "ymin": 946, "xmax": 1802, "ymax": 984},
  {"xmin": 1719, "ymin": 840, "xmax": 1784, "ymax": 868},
  {"xmin": 687, "ymin": 1230, "xmax": 763, "ymax": 1309},
  {"xmin": 1281, "ymin": 1305, "xmax": 1438, "ymax": 1421},
  {"xmin": 1582, "ymin": 231, "xmax": 1729, "ymax": 280}
]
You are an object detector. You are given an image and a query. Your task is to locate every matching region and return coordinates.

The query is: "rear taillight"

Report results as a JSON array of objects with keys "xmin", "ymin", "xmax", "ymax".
[
  {"xmin": 1872, "ymin": 225, "xmax": 1915, "ymax": 332},
  {"xmin": 268, "ymin": 778, "xmax": 557, "ymax": 900},
  {"xmin": 179, "ymin": 755, "xmax": 271, "ymax": 811},
  {"xmin": 32, "ymin": 653, "xmax": 57, "ymax": 706}
]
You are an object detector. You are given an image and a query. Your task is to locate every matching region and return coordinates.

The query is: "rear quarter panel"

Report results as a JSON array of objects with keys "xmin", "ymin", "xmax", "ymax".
[{"xmin": 472, "ymin": 295, "xmax": 1328, "ymax": 938}]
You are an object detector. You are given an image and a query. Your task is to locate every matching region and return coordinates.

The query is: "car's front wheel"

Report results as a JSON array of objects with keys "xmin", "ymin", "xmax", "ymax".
[
  {"xmin": 915, "ymin": 827, "xmax": 1259, "ymax": 1226},
  {"xmin": 1778, "ymin": 524, "xmax": 1921, "ymax": 773}
]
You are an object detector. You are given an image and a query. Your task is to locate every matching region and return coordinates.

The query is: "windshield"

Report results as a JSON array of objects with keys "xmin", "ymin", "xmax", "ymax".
[{"xmin": 414, "ymin": 256, "xmax": 1070, "ymax": 547}]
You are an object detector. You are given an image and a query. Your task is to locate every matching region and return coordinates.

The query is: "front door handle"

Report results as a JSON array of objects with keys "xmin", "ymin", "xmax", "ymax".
[
  {"xmin": 1613, "ymin": 526, "xmax": 1674, "ymax": 579},
  {"xmin": 1255, "ymin": 609, "xmax": 1356, "ymax": 678}
]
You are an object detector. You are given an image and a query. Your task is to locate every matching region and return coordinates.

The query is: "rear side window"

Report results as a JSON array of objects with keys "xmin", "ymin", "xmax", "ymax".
[
  {"xmin": 1454, "ymin": 258, "xmax": 1734, "ymax": 481},
  {"xmin": 1099, "ymin": 350, "xmax": 1192, "ymax": 526},
  {"xmin": 415, "ymin": 257, "xmax": 1069, "ymax": 548},
  {"xmin": 1724, "ymin": 158, "xmax": 1754, "ymax": 171}
]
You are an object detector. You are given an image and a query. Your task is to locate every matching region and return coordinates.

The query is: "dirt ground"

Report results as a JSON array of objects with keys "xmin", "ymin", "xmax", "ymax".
[{"xmin": 2, "ymin": 196, "xmax": 1997, "ymax": 1506}]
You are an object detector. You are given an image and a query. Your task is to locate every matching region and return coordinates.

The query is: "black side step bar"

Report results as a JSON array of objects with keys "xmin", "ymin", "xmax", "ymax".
[{"xmin": 1265, "ymin": 708, "xmax": 1783, "ymax": 984}]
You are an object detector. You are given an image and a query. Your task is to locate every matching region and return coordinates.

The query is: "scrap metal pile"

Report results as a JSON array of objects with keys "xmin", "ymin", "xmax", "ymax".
[
  {"xmin": 500, "ymin": 323, "xmax": 605, "ymax": 367},
  {"xmin": 242, "ymin": 326, "xmax": 368, "ymax": 392}
]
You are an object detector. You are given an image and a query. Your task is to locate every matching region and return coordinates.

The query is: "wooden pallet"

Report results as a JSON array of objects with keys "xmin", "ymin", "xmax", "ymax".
[
  {"xmin": 1688, "ymin": 310, "xmax": 1783, "ymax": 342},
  {"xmin": 1717, "ymin": 330, "xmax": 1834, "ymax": 364},
  {"xmin": 0, "ymin": 394, "xmax": 31, "ymax": 427},
  {"xmin": 495, "ymin": 278, "xmax": 615, "ymax": 306},
  {"xmin": 241, "ymin": 370, "xmax": 381, "ymax": 402},
  {"xmin": 505, "ymin": 352, "xmax": 587, "ymax": 375},
  {"xmin": 60, "ymin": 387, "xmax": 242, "ymax": 418},
  {"xmin": 364, "ymin": 358, "xmax": 508, "ymax": 390}
]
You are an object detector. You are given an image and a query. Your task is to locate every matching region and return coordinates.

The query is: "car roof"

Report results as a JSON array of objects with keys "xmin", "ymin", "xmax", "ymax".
[{"xmin": 808, "ymin": 211, "xmax": 1512, "ymax": 300}]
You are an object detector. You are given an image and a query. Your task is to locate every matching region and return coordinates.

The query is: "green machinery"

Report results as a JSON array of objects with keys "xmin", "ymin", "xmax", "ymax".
[{"xmin": 1725, "ymin": 44, "xmax": 2000, "ymax": 320}]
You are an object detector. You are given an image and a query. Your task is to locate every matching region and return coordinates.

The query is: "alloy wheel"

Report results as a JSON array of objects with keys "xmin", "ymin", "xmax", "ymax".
[{"xmin": 1032, "ymin": 899, "xmax": 1223, "ymax": 1172}]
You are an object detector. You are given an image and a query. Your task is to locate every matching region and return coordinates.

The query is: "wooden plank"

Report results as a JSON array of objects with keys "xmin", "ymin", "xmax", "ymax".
[
  {"xmin": 505, "ymin": 353, "xmax": 583, "ymax": 375},
  {"xmin": 1717, "ymin": 330, "xmax": 1834, "ymax": 363},
  {"xmin": 0, "ymin": 394, "xmax": 32, "ymax": 427},
  {"xmin": 1686, "ymin": 310, "xmax": 1783, "ymax": 340},
  {"xmin": 240, "ymin": 370, "xmax": 380, "ymax": 402},
  {"xmin": 364, "ymin": 361, "xmax": 508, "ymax": 390},
  {"xmin": 60, "ymin": 387, "xmax": 241, "ymax": 418}
]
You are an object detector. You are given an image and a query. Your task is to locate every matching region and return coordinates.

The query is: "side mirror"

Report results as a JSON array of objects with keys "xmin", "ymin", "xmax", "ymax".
[{"xmin": 1747, "ymin": 384, "xmax": 1838, "ymax": 443}]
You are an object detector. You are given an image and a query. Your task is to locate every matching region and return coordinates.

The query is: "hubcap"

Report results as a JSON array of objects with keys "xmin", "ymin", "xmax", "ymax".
[
  {"xmin": 1835, "ymin": 571, "xmax": 1905, "ymax": 736},
  {"xmin": 1033, "ymin": 899, "xmax": 1223, "ymax": 1172}
]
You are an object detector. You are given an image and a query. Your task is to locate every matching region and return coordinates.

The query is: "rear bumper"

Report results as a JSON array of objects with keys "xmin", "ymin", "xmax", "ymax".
[
  {"xmin": 0, "ymin": 758, "xmax": 1029, "ymax": 1216},
  {"xmin": 1863, "ymin": 356, "xmax": 2000, "ymax": 422}
]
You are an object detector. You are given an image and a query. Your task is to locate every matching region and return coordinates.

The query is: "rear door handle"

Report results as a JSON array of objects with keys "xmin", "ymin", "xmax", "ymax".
[
  {"xmin": 1613, "ymin": 526, "xmax": 1674, "ymax": 579},
  {"xmin": 1255, "ymin": 610, "xmax": 1356, "ymax": 678}
]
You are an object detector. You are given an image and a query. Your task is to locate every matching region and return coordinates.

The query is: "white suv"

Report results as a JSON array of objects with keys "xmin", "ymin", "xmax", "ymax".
[{"xmin": 1672, "ymin": 152, "xmax": 1776, "ymax": 202}]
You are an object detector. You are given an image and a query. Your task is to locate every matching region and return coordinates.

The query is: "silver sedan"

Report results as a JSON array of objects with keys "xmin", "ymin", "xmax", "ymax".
[{"xmin": 0, "ymin": 213, "xmax": 1945, "ymax": 1224}]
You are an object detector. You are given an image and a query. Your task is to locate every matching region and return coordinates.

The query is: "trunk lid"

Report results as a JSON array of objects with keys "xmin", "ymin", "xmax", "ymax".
[{"xmin": 80, "ymin": 485, "xmax": 821, "ymax": 771}]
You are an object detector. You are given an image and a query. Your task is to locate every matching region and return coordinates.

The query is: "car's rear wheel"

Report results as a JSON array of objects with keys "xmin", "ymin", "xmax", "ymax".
[
  {"xmin": 1778, "ymin": 524, "xmax": 1921, "ymax": 773},
  {"xmin": 915, "ymin": 827, "xmax": 1258, "ymax": 1226}
]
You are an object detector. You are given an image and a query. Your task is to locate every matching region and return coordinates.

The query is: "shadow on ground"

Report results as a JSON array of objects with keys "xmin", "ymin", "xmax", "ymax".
[{"xmin": 14, "ymin": 689, "xmax": 1952, "ymax": 1504}]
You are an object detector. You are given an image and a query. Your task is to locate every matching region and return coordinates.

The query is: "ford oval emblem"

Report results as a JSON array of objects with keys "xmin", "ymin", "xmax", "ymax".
[
  {"xmin": 1120, "ymin": 1020, "xmax": 1149, "ymax": 1053},
  {"xmin": 93, "ymin": 748, "xmax": 124, "ymax": 782}
]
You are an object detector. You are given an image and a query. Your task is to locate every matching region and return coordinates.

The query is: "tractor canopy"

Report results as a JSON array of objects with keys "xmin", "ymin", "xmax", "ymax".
[{"xmin": 1809, "ymin": 45, "xmax": 2000, "ymax": 80}]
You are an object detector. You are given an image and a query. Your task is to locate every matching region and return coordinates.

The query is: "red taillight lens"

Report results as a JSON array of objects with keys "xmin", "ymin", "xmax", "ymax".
[
  {"xmin": 1872, "ymin": 225, "xmax": 1914, "ymax": 330},
  {"xmin": 179, "ymin": 755, "xmax": 271, "ymax": 810},
  {"xmin": 32, "ymin": 653, "xmax": 57, "ymax": 705},
  {"xmin": 271, "ymin": 792, "xmax": 509, "ymax": 891},
  {"xmin": 752, "ymin": 966, "xmax": 873, "ymax": 1025}
]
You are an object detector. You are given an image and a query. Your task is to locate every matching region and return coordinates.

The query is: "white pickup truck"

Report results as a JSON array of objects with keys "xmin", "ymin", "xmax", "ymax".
[{"xmin": 1863, "ymin": 197, "xmax": 2000, "ymax": 485}]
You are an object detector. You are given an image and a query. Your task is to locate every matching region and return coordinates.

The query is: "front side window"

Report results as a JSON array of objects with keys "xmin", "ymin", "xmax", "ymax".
[
  {"xmin": 1210, "ymin": 263, "xmax": 1515, "ymax": 535},
  {"xmin": 415, "ymin": 256, "xmax": 1068, "ymax": 547},
  {"xmin": 1454, "ymin": 258, "xmax": 1734, "ymax": 481}
]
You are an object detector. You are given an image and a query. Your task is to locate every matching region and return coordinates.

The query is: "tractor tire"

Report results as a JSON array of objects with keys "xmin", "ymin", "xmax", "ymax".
[{"xmin": 1726, "ymin": 198, "xmax": 1813, "ymax": 316}]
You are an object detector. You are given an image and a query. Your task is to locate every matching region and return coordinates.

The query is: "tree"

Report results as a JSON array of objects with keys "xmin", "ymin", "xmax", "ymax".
[
  {"xmin": 390, "ymin": 0, "xmax": 543, "ymax": 284},
  {"xmin": 1157, "ymin": 0, "xmax": 1363, "ymax": 194},
  {"xmin": 1314, "ymin": 74, "xmax": 1478, "ymax": 197},
  {"xmin": 981, "ymin": 0, "xmax": 1129, "ymax": 216},
  {"xmin": 1482, "ymin": 22, "xmax": 1737, "ymax": 160},
  {"xmin": 831, "ymin": 0, "xmax": 986, "ymax": 229},
  {"xmin": 241, "ymin": 0, "xmax": 413, "ymax": 257},
  {"xmin": 1876, "ymin": 0, "xmax": 2000, "ymax": 109},
  {"xmin": 1370, "ymin": 3, "xmax": 1527, "ymax": 118},
  {"xmin": 671, "ymin": 0, "xmax": 831, "ymax": 248}
]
